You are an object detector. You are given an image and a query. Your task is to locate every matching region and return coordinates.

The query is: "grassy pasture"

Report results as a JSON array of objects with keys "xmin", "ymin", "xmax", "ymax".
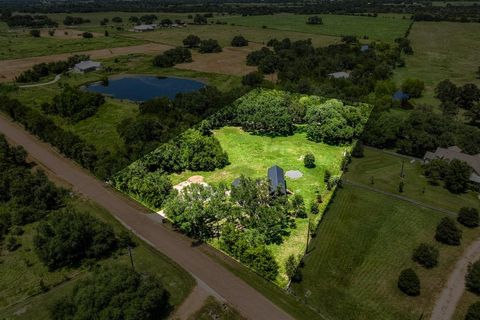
[
  {"xmin": 0, "ymin": 197, "xmax": 194, "ymax": 320},
  {"xmin": 216, "ymin": 13, "xmax": 411, "ymax": 43},
  {"xmin": 291, "ymin": 184, "xmax": 480, "ymax": 320},
  {"xmin": 344, "ymin": 148, "xmax": 480, "ymax": 212},
  {"xmin": 171, "ymin": 126, "xmax": 346, "ymax": 285},
  {"xmin": 394, "ymin": 22, "xmax": 480, "ymax": 106}
]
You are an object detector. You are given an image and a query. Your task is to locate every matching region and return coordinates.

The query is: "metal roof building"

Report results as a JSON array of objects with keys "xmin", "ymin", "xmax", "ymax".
[
  {"xmin": 74, "ymin": 60, "xmax": 102, "ymax": 73},
  {"xmin": 268, "ymin": 165, "xmax": 287, "ymax": 195}
]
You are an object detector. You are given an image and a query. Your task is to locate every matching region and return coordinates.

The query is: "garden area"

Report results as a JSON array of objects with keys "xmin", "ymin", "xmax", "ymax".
[{"xmin": 113, "ymin": 89, "xmax": 371, "ymax": 286}]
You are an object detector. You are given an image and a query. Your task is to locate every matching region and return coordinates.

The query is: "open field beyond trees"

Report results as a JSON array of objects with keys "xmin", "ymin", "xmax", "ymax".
[
  {"xmin": 394, "ymin": 21, "xmax": 480, "ymax": 106},
  {"xmin": 291, "ymin": 184, "xmax": 480, "ymax": 320}
]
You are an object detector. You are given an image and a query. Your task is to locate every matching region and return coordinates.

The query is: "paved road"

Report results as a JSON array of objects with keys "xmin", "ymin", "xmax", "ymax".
[
  {"xmin": 0, "ymin": 115, "xmax": 294, "ymax": 320},
  {"xmin": 430, "ymin": 238, "xmax": 480, "ymax": 320}
]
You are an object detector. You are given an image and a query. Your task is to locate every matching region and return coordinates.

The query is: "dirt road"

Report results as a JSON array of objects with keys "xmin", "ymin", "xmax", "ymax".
[
  {"xmin": 0, "ymin": 114, "xmax": 294, "ymax": 320},
  {"xmin": 430, "ymin": 238, "xmax": 480, "ymax": 320},
  {"xmin": 0, "ymin": 43, "xmax": 173, "ymax": 82}
]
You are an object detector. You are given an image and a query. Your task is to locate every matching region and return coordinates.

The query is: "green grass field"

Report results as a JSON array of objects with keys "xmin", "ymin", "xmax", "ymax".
[
  {"xmin": 394, "ymin": 21, "xmax": 480, "ymax": 106},
  {"xmin": 171, "ymin": 126, "xmax": 346, "ymax": 285},
  {"xmin": 0, "ymin": 197, "xmax": 194, "ymax": 319},
  {"xmin": 344, "ymin": 148, "xmax": 480, "ymax": 212},
  {"xmin": 291, "ymin": 184, "xmax": 480, "ymax": 320},
  {"xmin": 216, "ymin": 13, "xmax": 411, "ymax": 43}
]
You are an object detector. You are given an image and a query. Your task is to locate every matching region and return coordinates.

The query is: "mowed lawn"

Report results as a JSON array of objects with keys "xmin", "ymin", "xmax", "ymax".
[
  {"xmin": 344, "ymin": 148, "xmax": 480, "ymax": 213},
  {"xmin": 291, "ymin": 184, "xmax": 480, "ymax": 320},
  {"xmin": 0, "ymin": 198, "xmax": 194, "ymax": 319},
  {"xmin": 394, "ymin": 22, "xmax": 480, "ymax": 106},
  {"xmin": 217, "ymin": 14, "xmax": 411, "ymax": 42},
  {"xmin": 171, "ymin": 126, "xmax": 346, "ymax": 285}
]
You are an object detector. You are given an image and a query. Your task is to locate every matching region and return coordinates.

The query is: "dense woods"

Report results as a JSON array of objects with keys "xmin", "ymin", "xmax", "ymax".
[{"xmin": 16, "ymin": 55, "xmax": 89, "ymax": 83}]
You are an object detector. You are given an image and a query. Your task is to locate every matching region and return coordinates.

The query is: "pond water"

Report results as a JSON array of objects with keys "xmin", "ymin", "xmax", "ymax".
[{"xmin": 85, "ymin": 75, "xmax": 205, "ymax": 102}]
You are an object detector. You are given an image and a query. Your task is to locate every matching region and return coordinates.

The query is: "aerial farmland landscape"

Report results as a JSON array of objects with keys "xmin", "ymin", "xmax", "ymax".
[{"xmin": 0, "ymin": 1, "xmax": 479, "ymax": 319}]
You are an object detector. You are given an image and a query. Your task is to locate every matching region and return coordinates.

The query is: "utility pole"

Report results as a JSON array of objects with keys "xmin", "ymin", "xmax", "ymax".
[{"xmin": 128, "ymin": 246, "xmax": 135, "ymax": 271}]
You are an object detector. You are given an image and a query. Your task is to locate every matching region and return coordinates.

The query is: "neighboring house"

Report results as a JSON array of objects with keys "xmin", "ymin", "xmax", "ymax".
[
  {"xmin": 423, "ymin": 146, "xmax": 480, "ymax": 183},
  {"xmin": 74, "ymin": 60, "xmax": 102, "ymax": 73},
  {"xmin": 393, "ymin": 90, "xmax": 410, "ymax": 101},
  {"xmin": 360, "ymin": 44, "xmax": 369, "ymax": 52},
  {"xmin": 133, "ymin": 24, "xmax": 157, "ymax": 32},
  {"xmin": 268, "ymin": 165, "xmax": 287, "ymax": 195},
  {"xmin": 328, "ymin": 71, "xmax": 350, "ymax": 79}
]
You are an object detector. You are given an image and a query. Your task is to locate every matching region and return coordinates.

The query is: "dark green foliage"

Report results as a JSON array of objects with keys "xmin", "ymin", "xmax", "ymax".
[
  {"xmin": 153, "ymin": 47, "xmax": 192, "ymax": 68},
  {"xmin": 285, "ymin": 254, "xmax": 297, "ymax": 280},
  {"xmin": 291, "ymin": 194, "xmax": 307, "ymax": 218},
  {"xmin": 258, "ymin": 54, "xmax": 279, "ymax": 74},
  {"xmin": 310, "ymin": 202, "xmax": 319, "ymax": 215},
  {"xmin": 82, "ymin": 32, "xmax": 93, "ymax": 39},
  {"xmin": 304, "ymin": 153, "xmax": 316, "ymax": 168},
  {"xmin": 2, "ymin": 14, "xmax": 57, "ymax": 28},
  {"xmin": 401, "ymin": 79, "xmax": 424, "ymax": 98},
  {"xmin": 198, "ymin": 39, "xmax": 222, "ymax": 53},
  {"xmin": 458, "ymin": 207, "xmax": 480, "ymax": 228},
  {"xmin": 193, "ymin": 14, "xmax": 207, "ymax": 25},
  {"xmin": 45, "ymin": 85, "xmax": 104, "ymax": 122},
  {"xmin": 50, "ymin": 265, "xmax": 171, "ymax": 320},
  {"xmin": 467, "ymin": 260, "xmax": 480, "ymax": 295},
  {"xmin": 6, "ymin": 236, "xmax": 20, "ymax": 251},
  {"xmin": 16, "ymin": 55, "xmax": 89, "ymax": 83},
  {"xmin": 397, "ymin": 268, "xmax": 420, "ymax": 296},
  {"xmin": 306, "ymin": 16, "xmax": 323, "ymax": 24},
  {"xmin": 242, "ymin": 71, "xmax": 264, "ymax": 87},
  {"xmin": 435, "ymin": 217, "xmax": 462, "ymax": 246},
  {"xmin": 34, "ymin": 209, "xmax": 118, "ymax": 269},
  {"xmin": 183, "ymin": 34, "xmax": 201, "ymax": 48},
  {"xmin": 444, "ymin": 159, "xmax": 473, "ymax": 194},
  {"xmin": 246, "ymin": 47, "xmax": 273, "ymax": 66},
  {"xmin": 466, "ymin": 302, "xmax": 480, "ymax": 320},
  {"xmin": 112, "ymin": 16, "xmax": 122, "ymax": 23},
  {"xmin": 30, "ymin": 29, "xmax": 40, "ymax": 37},
  {"xmin": 352, "ymin": 140, "xmax": 364, "ymax": 157},
  {"xmin": 63, "ymin": 16, "xmax": 89, "ymax": 25},
  {"xmin": 412, "ymin": 243, "xmax": 439, "ymax": 268},
  {"xmin": 231, "ymin": 35, "xmax": 248, "ymax": 47}
]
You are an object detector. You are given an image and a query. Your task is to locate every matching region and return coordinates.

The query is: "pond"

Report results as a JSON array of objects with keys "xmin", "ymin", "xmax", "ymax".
[{"xmin": 85, "ymin": 75, "xmax": 205, "ymax": 102}]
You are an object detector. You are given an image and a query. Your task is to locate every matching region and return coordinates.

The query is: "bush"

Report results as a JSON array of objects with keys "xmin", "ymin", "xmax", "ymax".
[
  {"xmin": 310, "ymin": 202, "xmax": 319, "ymax": 215},
  {"xmin": 401, "ymin": 79, "xmax": 425, "ymax": 98},
  {"xmin": 153, "ymin": 47, "xmax": 192, "ymax": 68},
  {"xmin": 412, "ymin": 243, "xmax": 439, "ymax": 268},
  {"xmin": 458, "ymin": 207, "xmax": 480, "ymax": 228},
  {"xmin": 183, "ymin": 34, "xmax": 201, "ymax": 48},
  {"xmin": 435, "ymin": 217, "xmax": 462, "ymax": 246},
  {"xmin": 82, "ymin": 32, "xmax": 93, "ymax": 39},
  {"xmin": 30, "ymin": 29, "xmax": 41, "ymax": 37},
  {"xmin": 199, "ymin": 39, "xmax": 222, "ymax": 53},
  {"xmin": 466, "ymin": 260, "xmax": 480, "ymax": 294},
  {"xmin": 304, "ymin": 152, "xmax": 316, "ymax": 168},
  {"xmin": 6, "ymin": 236, "xmax": 20, "ymax": 251},
  {"xmin": 466, "ymin": 302, "xmax": 480, "ymax": 320},
  {"xmin": 398, "ymin": 268, "xmax": 420, "ymax": 296},
  {"xmin": 231, "ymin": 35, "xmax": 248, "ymax": 47},
  {"xmin": 242, "ymin": 71, "xmax": 264, "ymax": 87},
  {"xmin": 306, "ymin": 16, "xmax": 323, "ymax": 25}
]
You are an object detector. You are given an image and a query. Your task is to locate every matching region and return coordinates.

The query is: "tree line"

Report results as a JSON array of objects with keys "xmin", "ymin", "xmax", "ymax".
[{"xmin": 16, "ymin": 55, "xmax": 89, "ymax": 83}]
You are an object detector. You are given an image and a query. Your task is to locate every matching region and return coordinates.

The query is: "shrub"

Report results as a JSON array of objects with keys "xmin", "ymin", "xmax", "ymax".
[
  {"xmin": 199, "ymin": 39, "xmax": 222, "ymax": 53},
  {"xmin": 304, "ymin": 152, "xmax": 316, "ymax": 168},
  {"xmin": 412, "ymin": 243, "xmax": 439, "ymax": 268},
  {"xmin": 82, "ymin": 32, "xmax": 93, "ymax": 39},
  {"xmin": 285, "ymin": 254, "xmax": 297, "ymax": 280},
  {"xmin": 458, "ymin": 207, "xmax": 479, "ymax": 228},
  {"xmin": 231, "ymin": 35, "xmax": 248, "ymax": 47},
  {"xmin": 242, "ymin": 71, "xmax": 264, "ymax": 87},
  {"xmin": 401, "ymin": 78, "xmax": 425, "ymax": 98},
  {"xmin": 398, "ymin": 268, "xmax": 420, "ymax": 296},
  {"xmin": 466, "ymin": 260, "xmax": 480, "ymax": 294},
  {"xmin": 183, "ymin": 34, "xmax": 201, "ymax": 48},
  {"xmin": 306, "ymin": 16, "xmax": 323, "ymax": 25},
  {"xmin": 6, "ymin": 236, "xmax": 20, "ymax": 251},
  {"xmin": 30, "ymin": 29, "xmax": 41, "ymax": 37},
  {"xmin": 310, "ymin": 202, "xmax": 319, "ymax": 215},
  {"xmin": 435, "ymin": 217, "xmax": 462, "ymax": 245},
  {"xmin": 466, "ymin": 302, "xmax": 480, "ymax": 320}
]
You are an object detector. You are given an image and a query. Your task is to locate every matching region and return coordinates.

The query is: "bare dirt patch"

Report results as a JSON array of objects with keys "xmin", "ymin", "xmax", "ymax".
[
  {"xmin": 0, "ymin": 43, "xmax": 173, "ymax": 82},
  {"xmin": 176, "ymin": 45, "xmax": 259, "ymax": 76}
]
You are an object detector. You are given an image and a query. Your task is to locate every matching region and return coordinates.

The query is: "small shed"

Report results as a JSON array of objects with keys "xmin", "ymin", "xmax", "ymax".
[
  {"xmin": 74, "ymin": 60, "xmax": 102, "ymax": 73},
  {"xmin": 360, "ymin": 44, "xmax": 370, "ymax": 52},
  {"xmin": 328, "ymin": 71, "xmax": 350, "ymax": 79},
  {"xmin": 393, "ymin": 90, "xmax": 410, "ymax": 101},
  {"xmin": 268, "ymin": 165, "xmax": 287, "ymax": 195},
  {"xmin": 133, "ymin": 24, "xmax": 157, "ymax": 32}
]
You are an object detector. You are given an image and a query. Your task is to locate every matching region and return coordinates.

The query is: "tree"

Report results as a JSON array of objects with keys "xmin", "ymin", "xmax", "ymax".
[
  {"xmin": 112, "ymin": 16, "xmax": 123, "ymax": 23},
  {"xmin": 198, "ymin": 39, "xmax": 222, "ymax": 53},
  {"xmin": 50, "ymin": 265, "xmax": 171, "ymax": 320},
  {"xmin": 285, "ymin": 254, "xmax": 297, "ymax": 280},
  {"xmin": 304, "ymin": 152, "xmax": 316, "ymax": 168},
  {"xmin": 310, "ymin": 202, "xmax": 319, "ymax": 215},
  {"xmin": 398, "ymin": 268, "xmax": 420, "ymax": 296},
  {"xmin": 183, "ymin": 34, "xmax": 201, "ymax": 48},
  {"xmin": 193, "ymin": 14, "xmax": 207, "ymax": 25},
  {"xmin": 306, "ymin": 16, "xmax": 323, "ymax": 25},
  {"xmin": 467, "ymin": 260, "xmax": 480, "ymax": 294},
  {"xmin": 291, "ymin": 194, "xmax": 307, "ymax": 218},
  {"xmin": 444, "ymin": 159, "xmax": 472, "ymax": 194},
  {"xmin": 458, "ymin": 207, "xmax": 479, "ymax": 228},
  {"xmin": 435, "ymin": 217, "xmax": 462, "ymax": 246},
  {"xmin": 352, "ymin": 140, "xmax": 364, "ymax": 157},
  {"xmin": 466, "ymin": 302, "xmax": 480, "ymax": 320},
  {"xmin": 457, "ymin": 83, "xmax": 480, "ymax": 110},
  {"xmin": 402, "ymin": 79, "xmax": 425, "ymax": 98},
  {"xmin": 412, "ymin": 243, "xmax": 439, "ymax": 268},
  {"xmin": 104, "ymin": 30, "xmax": 109, "ymax": 37},
  {"xmin": 435, "ymin": 79, "xmax": 458, "ymax": 103},
  {"xmin": 242, "ymin": 71, "xmax": 264, "ymax": 87},
  {"xmin": 30, "ymin": 29, "xmax": 40, "ymax": 37},
  {"xmin": 231, "ymin": 35, "xmax": 248, "ymax": 47},
  {"xmin": 258, "ymin": 54, "xmax": 279, "ymax": 74}
]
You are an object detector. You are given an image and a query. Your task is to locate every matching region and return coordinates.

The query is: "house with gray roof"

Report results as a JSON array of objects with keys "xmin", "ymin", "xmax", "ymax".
[
  {"xmin": 328, "ymin": 71, "xmax": 350, "ymax": 79},
  {"xmin": 424, "ymin": 146, "xmax": 480, "ymax": 183},
  {"xmin": 268, "ymin": 165, "xmax": 287, "ymax": 195},
  {"xmin": 133, "ymin": 24, "xmax": 157, "ymax": 32},
  {"xmin": 74, "ymin": 60, "xmax": 102, "ymax": 73}
]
